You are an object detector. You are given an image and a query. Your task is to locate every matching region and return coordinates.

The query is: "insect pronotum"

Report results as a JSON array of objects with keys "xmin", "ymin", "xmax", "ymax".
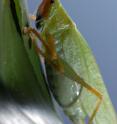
[{"xmin": 23, "ymin": 0, "xmax": 103, "ymax": 124}]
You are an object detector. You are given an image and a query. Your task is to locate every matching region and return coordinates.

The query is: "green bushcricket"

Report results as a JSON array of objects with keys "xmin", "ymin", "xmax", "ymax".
[
  {"xmin": 23, "ymin": 26, "xmax": 102, "ymax": 124},
  {"xmin": 24, "ymin": 0, "xmax": 117, "ymax": 124}
]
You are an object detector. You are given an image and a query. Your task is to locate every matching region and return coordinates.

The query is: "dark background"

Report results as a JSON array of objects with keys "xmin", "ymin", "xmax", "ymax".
[{"xmin": 28, "ymin": 0, "xmax": 117, "ymax": 123}]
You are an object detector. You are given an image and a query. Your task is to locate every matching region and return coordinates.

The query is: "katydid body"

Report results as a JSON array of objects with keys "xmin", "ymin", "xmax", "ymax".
[
  {"xmin": 24, "ymin": 0, "xmax": 102, "ymax": 124},
  {"xmin": 23, "ymin": 27, "xmax": 102, "ymax": 124}
]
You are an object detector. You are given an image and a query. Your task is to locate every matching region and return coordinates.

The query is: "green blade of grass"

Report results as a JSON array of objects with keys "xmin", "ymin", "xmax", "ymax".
[
  {"xmin": 42, "ymin": 0, "xmax": 117, "ymax": 124},
  {"xmin": 0, "ymin": 0, "xmax": 63, "ymax": 124}
]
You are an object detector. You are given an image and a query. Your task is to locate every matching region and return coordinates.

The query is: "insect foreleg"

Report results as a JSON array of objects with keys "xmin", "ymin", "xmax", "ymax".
[
  {"xmin": 23, "ymin": 27, "xmax": 46, "ymax": 58},
  {"xmin": 23, "ymin": 27, "xmax": 49, "ymax": 50},
  {"xmin": 23, "ymin": 27, "xmax": 59, "ymax": 61}
]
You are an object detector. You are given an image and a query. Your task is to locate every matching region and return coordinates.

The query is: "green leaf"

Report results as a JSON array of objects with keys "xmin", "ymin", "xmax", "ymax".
[
  {"xmin": 0, "ymin": 0, "xmax": 63, "ymax": 124},
  {"xmin": 42, "ymin": 0, "xmax": 117, "ymax": 124}
]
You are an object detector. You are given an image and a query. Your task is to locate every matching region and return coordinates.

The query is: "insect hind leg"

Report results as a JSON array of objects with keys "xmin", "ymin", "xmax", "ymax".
[
  {"xmin": 88, "ymin": 95, "xmax": 102, "ymax": 124},
  {"xmin": 60, "ymin": 61, "xmax": 103, "ymax": 124},
  {"xmin": 76, "ymin": 76, "xmax": 103, "ymax": 124}
]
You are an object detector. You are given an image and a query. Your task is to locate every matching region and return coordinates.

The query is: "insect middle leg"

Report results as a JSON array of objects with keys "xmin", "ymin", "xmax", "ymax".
[{"xmin": 23, "ymin": 27, "xmax": 49, "ymax": 49}]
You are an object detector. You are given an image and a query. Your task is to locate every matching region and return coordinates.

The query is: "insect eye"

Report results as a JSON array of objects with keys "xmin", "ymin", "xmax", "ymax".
[
  {"xmin": 35, "ymin": 14, "xmax": 43, "ymax": 29},
  {"xmin": 50, "ymin": 0, "xmax": 54, "ymax": 4}
]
